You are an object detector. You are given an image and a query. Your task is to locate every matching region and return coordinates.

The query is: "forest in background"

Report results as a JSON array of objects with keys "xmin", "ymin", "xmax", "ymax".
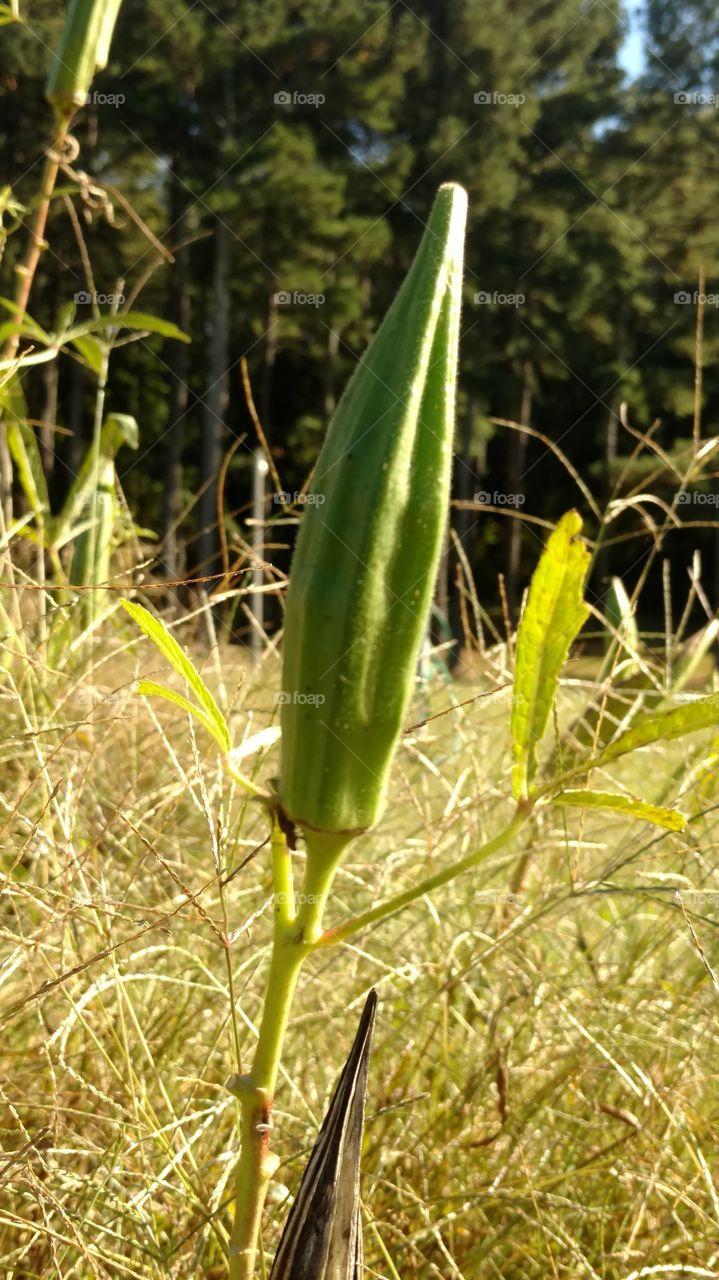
[{"xmin": 3, "ymin": 0, "xmax": 719, "ymax": 640}]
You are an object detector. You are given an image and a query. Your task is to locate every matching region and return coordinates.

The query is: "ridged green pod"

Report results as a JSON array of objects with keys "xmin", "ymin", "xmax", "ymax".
[
  {"xmin": 46, "ymin": 0, "xmax": 124, "ymax": 118},
  {"xmin": 279, "ymin": 182, "xmax": 467, "ymax": 836}
]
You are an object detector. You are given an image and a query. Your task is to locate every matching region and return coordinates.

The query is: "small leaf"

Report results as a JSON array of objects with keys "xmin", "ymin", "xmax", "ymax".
[
  {"xmin": 122, "ymin": 599, "xmax": 230, "ymax": 752},
  {"xmin": 598, "ymin": 694, "xmax": 719, "ymax": 766},
  {"xmin": 137, "ymin": 680, "xmax": 228, "ymax": 752},
  {"xmin": 551, "ymin": 789, "xmax": 686, "ymax": 832},
  {"xmin": 70, "ymin": 333, "xmax": 105, "ymax": 375},
  {"xmin": 511, "ymin": 510, "xmax": 590, "ymax": 800},
  {"xmin": 67, "ymin": 312, "xmax": 191, "ymax": 343}
]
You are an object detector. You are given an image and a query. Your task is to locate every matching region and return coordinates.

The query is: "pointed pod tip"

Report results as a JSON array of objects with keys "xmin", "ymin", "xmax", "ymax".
[
  {"xmin": 431, "ymin": 183, "xmax": 468, "ymax": 263},
  {"xmin": 436, "ymin": 181, "xmax": 468, "ymax": 214}
]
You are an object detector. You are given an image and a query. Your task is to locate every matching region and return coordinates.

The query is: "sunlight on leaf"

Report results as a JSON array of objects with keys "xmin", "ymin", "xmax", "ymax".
[
  {"xmin": 551, "ymin": 788, "xmax": 686, "ymax": 832},
  {"xmin": 511, "ymin": 510, "xmax": 590, "ymax": 800},
  {"xmin": 122, "ymin": 599, "xmax": 230, "ymax": 752},
  {"xmin": 598, "ymin": 694, "xmax": 719, "ymax": 766},
  {"xmin": 137, "ymin": 680, "xmax": 228, "ymax": 753}
]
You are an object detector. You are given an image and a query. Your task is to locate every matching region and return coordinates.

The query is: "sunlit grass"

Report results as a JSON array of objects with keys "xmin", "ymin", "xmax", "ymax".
[{"xmin": 2, "ymin": 600, "xmax": 718, "ymax": 1278}]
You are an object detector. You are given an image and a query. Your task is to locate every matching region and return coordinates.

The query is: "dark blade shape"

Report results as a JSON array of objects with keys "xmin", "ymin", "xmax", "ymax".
[{"xmin": 269, "ymin": 988, "xmax": 378, "ymax": 1279}]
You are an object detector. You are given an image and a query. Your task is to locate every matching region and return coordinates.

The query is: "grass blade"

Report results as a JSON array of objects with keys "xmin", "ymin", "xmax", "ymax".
[
  {"xmin": 137, "ymin": 680, "xmax": 228, "ymax": 752},
  {"xmin": 122, "ymin": 599, "xmax": 230, "ymax": 752}
]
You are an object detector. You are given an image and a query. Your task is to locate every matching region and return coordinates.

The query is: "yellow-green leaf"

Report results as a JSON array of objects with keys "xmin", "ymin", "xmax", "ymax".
[
  {"xmin": 122, "ymin": 599, "xmax": 230, "ymax": 753},
  {"xmin": 598, "ymin": 694, "xmax": 719, "ymax": 766},
  {"xmin": 511, "ymin": 510, "xmax": 590, "ymax": 800},
  {"xmin": 70, "ymin": 333, "xmax": 105, "ymax": 376},
  {"xmin": 551, "ymin": 789, "xmax": 686, "ymax": 832},
  {"xmin": 137, "ymin": 680, "xmax": 228, "ymax": 753},
  {"xmin": 67, "ymin": 312, "xmax": 191, "ymax": 342}
]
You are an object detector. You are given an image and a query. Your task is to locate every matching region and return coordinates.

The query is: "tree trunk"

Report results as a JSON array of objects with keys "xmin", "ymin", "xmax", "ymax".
[
  {"xmin": 162, "ymin": 193, "xmax": 190, "ymax": 594},
  {"xmin": 68, "ymin": 360, "xmax": 85, "ymax": 478},
  {"xmin": 593, "ymin": 403, "xmax": 618, "ymax": 597},
  {"xmin": 324, "ymin": 325, "xmax": 340, "ymax": 419},
  {"xmin": 505, "ymin": 360, "xmax": 532, "ymax": 620},
  {"xmin": 261, "ymin": 290, "xmax": 278, "ymax": 434},
  {"xmin": 197, "ymin": 218, "xmax": 231, "ymax": 588}
]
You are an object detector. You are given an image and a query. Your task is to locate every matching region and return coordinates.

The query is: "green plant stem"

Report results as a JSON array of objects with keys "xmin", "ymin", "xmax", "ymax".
[
  {"xmin": 316, "ymin": 806, "xmax": 530, "ymax": 949},
  {"xmin": 226, "ymin": 804, "xmax": 537, "ymax": 1271},
  {"xmin": 228, "ymin": 925, "xmax": 305, "ymax": 1280},
  {"xmin": 1, "ymin": 134, "xmax": 65, "ymax": 521},
  {"xmin": 228, "ymin": 827, "xmax": 350, "ymax": 1280}
]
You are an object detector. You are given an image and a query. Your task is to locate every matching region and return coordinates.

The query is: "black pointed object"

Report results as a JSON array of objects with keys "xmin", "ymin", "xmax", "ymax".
[{"xmin": 269, "ymin": 988, "xmax": 378, "ymax": 1279}]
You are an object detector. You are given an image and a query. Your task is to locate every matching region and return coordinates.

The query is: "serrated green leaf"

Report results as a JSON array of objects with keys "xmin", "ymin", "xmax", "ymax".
[
  {"xmin": 122, "ymin": 599, "xmax": 230, "ymax": 752},
  {"xmin": 551, "ymin": 789, "xmax": 686, "ymax": 832},
  {"xmin": 67, "ymin": 312, "xmax": 191, "ymax": 343},
  {"xmin": 137, "ymin": 680, "xmax": 228, "ymax": 751},
  {"xmin": 511, "ymin": 510, "xmax": 590, "ymax": 800},
  {"xmin": 598, "ymin": 694, "xmax": 719, "ymax": 766}
]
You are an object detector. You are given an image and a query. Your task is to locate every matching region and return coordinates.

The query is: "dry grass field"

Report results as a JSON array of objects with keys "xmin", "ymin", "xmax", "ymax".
[{"xmin": 2, "ymin": 603, "xmax": 718, "ymax": 1278}]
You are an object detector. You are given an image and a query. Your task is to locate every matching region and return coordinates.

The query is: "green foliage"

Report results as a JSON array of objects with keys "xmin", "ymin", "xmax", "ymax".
[{"xmin": 4, "ymin": 0, "xmax": 719, "ymax": 603}]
